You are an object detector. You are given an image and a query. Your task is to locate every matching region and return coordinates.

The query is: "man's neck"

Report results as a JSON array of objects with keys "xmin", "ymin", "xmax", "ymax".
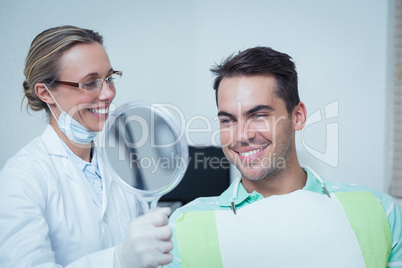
[{"xmin": 241, "ymin": 161, "xmax": 307, "ymax": 198}]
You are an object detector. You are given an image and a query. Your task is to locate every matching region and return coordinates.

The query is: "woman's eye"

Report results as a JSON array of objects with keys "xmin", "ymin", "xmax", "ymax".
[
  {"xmin": 107, "ymin": 76, "xmax": 115, "ymax": 83},
  {"xmin": 84, "ymin": 80, "xmax": 98, "ymax": 90}
]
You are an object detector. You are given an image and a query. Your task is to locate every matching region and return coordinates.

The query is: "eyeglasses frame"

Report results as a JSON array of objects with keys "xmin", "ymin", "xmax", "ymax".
[{"xmin": 54, "ymin": 70, "xmax": 122, "ymax": 92}]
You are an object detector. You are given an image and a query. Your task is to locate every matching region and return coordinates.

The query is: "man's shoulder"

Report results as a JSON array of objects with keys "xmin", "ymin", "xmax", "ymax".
[
  {"xmin": 329, "ymin": 181, "xmax": 397, "ymax": 213},
  {"xmin": 330, "ymin": 181, "xmax": 385, "ymax": 197}
]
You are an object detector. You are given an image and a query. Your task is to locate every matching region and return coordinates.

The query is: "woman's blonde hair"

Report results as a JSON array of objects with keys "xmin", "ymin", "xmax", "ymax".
[{"xmin": 23, "ymin": 25, "xmax": 103, "ymax": 113}]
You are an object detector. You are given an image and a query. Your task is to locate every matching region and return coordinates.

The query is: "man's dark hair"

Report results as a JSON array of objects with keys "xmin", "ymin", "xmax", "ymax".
[{"xmin": 210, "ymin": 46, "xmax": 299, "ymax": 114}]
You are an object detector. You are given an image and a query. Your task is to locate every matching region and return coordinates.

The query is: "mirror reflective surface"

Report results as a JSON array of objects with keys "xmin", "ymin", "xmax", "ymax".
[{"xmin": 102, "ymin": 101, "xmax": 188, "ymax": 213}]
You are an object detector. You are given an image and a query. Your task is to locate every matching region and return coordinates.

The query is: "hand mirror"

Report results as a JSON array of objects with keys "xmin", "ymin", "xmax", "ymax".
[{"xmin": 102, "ymin": 101, "xmax": 189, "ymax": 214}]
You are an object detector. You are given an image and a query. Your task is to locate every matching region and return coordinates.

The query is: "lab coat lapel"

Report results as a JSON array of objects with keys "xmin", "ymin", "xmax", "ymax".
[
  {"xmin": 41, "ymin": 125, "xmax": 102, "ymax": 210},
  {"xmin": 65, "ymin": 158, "xmax": 103, "ymax": 209},
  {"xmin": 97, "ymin": 148, "xmax": 113, "ymax": 215}
]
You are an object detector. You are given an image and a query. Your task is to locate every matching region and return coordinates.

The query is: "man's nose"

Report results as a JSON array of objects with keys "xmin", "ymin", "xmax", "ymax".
[{"xmin": 237, "ymin": 118, "xmax": 257, "ymax": 143}]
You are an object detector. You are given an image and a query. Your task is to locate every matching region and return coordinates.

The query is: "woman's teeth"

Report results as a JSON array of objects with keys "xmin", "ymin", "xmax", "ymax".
[
  {"xmin": 89, "ymin": 108, "xmax": 109, "ymax": 114},
  {"xmin": 239, "ymin": 146, "xmax": 265, "ymax": 157}
]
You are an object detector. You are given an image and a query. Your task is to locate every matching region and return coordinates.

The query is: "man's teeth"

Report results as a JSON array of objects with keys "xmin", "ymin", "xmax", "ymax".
[
  {"xmin": 239, "ymin": 147, "xmax": 264, "ymax": 157},
  {"xmin": 89, "ymin": 108, "xmax": 109, "ymax": 114}
]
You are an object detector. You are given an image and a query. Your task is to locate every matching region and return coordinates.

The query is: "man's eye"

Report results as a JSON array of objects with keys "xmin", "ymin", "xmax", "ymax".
[
  {"xmin": 220, "ymin": 118, "xmax": 233, "ymax": 124},
  {"xmin": 252, "ymin": 114, "xmax": 267, "ymax": 119}
]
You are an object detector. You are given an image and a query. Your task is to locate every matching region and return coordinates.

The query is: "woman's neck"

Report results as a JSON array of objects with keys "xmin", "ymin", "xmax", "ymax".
[{"xmin": 49, "ymin": 119, "xmax": 92, "ymax": 162}]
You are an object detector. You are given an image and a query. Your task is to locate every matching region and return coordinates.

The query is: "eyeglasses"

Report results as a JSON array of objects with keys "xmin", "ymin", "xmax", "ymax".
[{"xmin": 54, "ymin": 71, "xmax": 122, "ymax": 92}]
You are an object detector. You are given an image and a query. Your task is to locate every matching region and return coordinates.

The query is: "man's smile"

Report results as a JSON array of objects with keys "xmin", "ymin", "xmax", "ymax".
[{"xmin": 233, "ymin": 144, "xmax": 269, "ymax": 161}]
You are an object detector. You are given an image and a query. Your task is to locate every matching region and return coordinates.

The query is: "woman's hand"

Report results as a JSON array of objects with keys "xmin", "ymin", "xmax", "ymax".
[{"xmin": 114, "ymin": 207, "xmax": 173, "ymax": 268}]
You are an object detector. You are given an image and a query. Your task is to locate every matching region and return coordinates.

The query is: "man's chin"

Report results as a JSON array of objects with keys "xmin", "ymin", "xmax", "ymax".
[
  {"xmin": 239, "ymin": 169, "xmax": 268, "ymax": 182},
  {"xmin": 239, "ymin": 166, "xmax": 280, "ymax": 182}
]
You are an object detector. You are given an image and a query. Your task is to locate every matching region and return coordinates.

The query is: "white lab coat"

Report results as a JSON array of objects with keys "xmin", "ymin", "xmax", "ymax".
[{"xmin": 0, "ymin": 125, "xmax": 138, "ymax": 267}]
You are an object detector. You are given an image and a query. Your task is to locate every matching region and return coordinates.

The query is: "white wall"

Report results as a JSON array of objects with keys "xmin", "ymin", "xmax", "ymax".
[{"xmin": 0, "ymin": 0, "xmax": 391, "ymax": 192}]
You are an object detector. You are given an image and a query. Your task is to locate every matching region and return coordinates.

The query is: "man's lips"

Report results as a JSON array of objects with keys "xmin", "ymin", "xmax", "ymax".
[{"xmin": 233, "ymin": 144, "xmax": 269, "ymax": 158}]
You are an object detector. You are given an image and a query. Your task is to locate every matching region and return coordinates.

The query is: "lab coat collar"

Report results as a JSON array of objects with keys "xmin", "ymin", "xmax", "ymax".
[
  {"xmin": 61, "ymin": 143, "xmax": 99, "ymax": 175},
  {"xmin": 40, "ymin": 125, "xmax": 87, "ymax": 182},
  {"xmin": 218, "ymin": 168, "xmax": 333, "ymax": 208},
  {"xmin": 41, "ymin": 125, "xmax": 69, "ymax": 158}
]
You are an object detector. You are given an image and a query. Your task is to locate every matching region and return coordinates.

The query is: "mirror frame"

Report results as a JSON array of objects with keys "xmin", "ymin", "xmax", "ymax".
[{"xmin": 101, "ymin": 101, "xmax": 189, "ymax": 200}]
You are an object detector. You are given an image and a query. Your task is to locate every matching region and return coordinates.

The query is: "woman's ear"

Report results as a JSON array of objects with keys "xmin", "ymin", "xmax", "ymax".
[
  {"xmin": 35, "ymin": 83, "xmax": 55, "ymax": 104},
  {"xmin": 293, "ymin": 102, "xmax": 307, "ymax": 131}
]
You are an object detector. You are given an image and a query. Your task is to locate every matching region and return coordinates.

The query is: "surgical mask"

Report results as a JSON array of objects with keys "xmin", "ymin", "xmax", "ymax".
[{"xmin": 44, "ymin": 84, "xmax": 97, "ymax": 144}]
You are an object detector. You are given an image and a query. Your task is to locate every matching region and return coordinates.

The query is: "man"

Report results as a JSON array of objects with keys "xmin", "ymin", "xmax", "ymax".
[{"xmin": 167, "ymin": 46, "xmax": 402, "ymax": 267}]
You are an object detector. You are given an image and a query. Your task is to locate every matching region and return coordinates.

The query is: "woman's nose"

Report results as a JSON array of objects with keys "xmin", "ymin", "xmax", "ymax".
[{"xmin": 98, "ymin": 81, "xmax": 115, "ymax": 100}]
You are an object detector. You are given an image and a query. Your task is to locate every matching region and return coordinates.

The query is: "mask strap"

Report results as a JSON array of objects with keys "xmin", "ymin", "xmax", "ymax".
[{"xmin": 43, "ymin": 83, "xmax": 63, "ymax": 122}]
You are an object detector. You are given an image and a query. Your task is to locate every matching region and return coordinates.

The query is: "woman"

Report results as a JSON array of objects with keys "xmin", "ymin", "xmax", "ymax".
[{"xmin": 0, "ymin": 26, "xmax": 173, "ymax": 267}]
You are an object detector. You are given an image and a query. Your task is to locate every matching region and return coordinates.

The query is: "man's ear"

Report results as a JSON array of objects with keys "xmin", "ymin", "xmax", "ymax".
[
  {"xmin": 293, "ymin": 102, "xmax": 307, "ymax": 131},
  {"xmin": 35, "ymin": 83, "xmax": 55, "ymax": 105}
]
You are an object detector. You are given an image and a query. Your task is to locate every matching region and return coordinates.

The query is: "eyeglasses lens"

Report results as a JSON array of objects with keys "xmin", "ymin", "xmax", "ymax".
[{"xmin": 85, "ymin": 72, "xmax": 121, "ymax": 92}]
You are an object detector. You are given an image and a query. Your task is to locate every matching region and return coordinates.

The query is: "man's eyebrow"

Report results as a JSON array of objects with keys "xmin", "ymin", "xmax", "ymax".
[
  {"xmin": 245, "ymin": 105, "xmax": 273, "ymax": 116},
  {"xmin": 217, "ymin": 105, "xmax": 273, "ymax": 118},
  {"xmin": 217, "ymin": 111, "xmax": 235, "ymax": 118}
]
